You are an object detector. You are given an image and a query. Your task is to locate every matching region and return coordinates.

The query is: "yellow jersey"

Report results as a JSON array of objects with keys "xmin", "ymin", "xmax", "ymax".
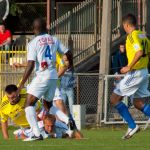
[
  {"xmin": 126, "ymin": 30, "xmax": 150, "ymax": 70},
  {"xmin": 56, "ymin": 52, "xmax": 65, "ymax": 87},
  {"xmin": 0, "ymin": 88, "xmax": 41, "ymax": 127},
  {"xmin": 56, "ymin": 52, "xmax": 65, "ymax": 71}
]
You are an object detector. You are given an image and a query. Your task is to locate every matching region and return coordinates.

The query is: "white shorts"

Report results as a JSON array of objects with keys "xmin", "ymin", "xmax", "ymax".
[
  {"xmin": 53, "ymin": 88, "xmax": 63, "ymax": 101},
  {"xmin": 114, "ymin": 68, "xmax": 150, "ymax": 99},
  {"xmin": 27, "ymin": 75, "xmax": 57, "ymax": 102},
  {"xmin": 13, "ymin": 121, "xmax": 49, "ymax": 139}
]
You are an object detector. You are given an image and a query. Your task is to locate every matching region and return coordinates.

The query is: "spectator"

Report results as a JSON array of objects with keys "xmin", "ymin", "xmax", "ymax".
[
  {"xmin": 111, "ymin": 43, "xmax": 131, "ymax": 107},
  {"xmin": 111, "ymin": 43, "xmax": 128, "ymax": 74},
  {"xmin": 60, "ymin": 52, "xmax": 75, "ymax": 114},
  {"xmin": 0, "ymin": 22, "xmax": 12, "ymax": 50}
]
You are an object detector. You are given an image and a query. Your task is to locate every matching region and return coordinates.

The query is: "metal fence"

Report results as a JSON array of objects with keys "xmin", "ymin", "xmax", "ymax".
[
  {"xmin": 111, "ymin": 0, "xmax": 147, "ymax": 41},
  {"xmin": 0, "ymin": 72, "xmax": 100, "ymax": 125},
  {"xmin": 0, "ymin": 46, "xmax": 27, "ymax": 98},
  {"xmin": 0, "ymin": 47, "xmax": 27, "ymax": 73},
  {"xmin": 1, "ymin": 71, "xmax": 150, "ymax": 125},
  {"xmin": 104, "ymin": 75, "xmax": 150, "ymax": 124},
  {"xmin": 56, "ymin": 2, "xmax": 80, "ymax": 19},
  {"xmin": 50, "ymin": 0, "xmax": 101, "ymax": 66}
]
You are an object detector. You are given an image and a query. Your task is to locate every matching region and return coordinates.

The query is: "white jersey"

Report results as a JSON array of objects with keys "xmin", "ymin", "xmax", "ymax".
[{"xmin": 27, "ymin": 33, "xmax": 68, "ymax": 79}]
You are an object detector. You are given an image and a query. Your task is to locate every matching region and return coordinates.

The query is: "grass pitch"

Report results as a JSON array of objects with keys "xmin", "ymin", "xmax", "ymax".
[{"xmin": 1, "ymin": 127, "xmax": 150, "ymax": 150}]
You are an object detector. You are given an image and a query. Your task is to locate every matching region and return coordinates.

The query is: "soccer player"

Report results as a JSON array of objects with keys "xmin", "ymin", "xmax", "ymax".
[
  {"xmin": 0, "ymin": 84, "xmax": 41, "ymax": 139},
  {"xmin": 14, "ymin": 114, "xmax": 83, "ymax": 140},
  {"xmin": 16, "ymin": 18, "xmax": 69, "ymax": 141},
  {"xmin": 42, "ymin": 114, "xmax": 83, "ymax": 139},
  {"xmin": 13, "ymin": 52, "xmax": 73, "ymax": 127},
  {"xmin": 110, "ymin": 14, "xmax": 150, "ymax": 139}
]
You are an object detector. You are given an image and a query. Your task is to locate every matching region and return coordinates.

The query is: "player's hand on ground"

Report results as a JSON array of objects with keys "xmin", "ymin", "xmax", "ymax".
[{"xmin": 120, "ymin": 66, "xmax": 131, "ymax": 74}]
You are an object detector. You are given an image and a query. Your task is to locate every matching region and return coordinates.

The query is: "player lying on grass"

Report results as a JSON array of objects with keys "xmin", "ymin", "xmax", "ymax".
[
  {"xmin": 0, "ymin": 84, "xmax": 41, "ymax": 139},
  {"xmin": 14, "ymin": 113, "xmax": 83, "ymax": 140},
  {"xmin": 110, "ymin": 14, "xmax": 150, "ymax": 140}
]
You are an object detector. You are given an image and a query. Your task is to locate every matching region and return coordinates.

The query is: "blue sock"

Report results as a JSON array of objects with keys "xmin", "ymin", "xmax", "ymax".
[
  {"xmin": 115, "ymin": 102, "xmax": 136, "ymax": 129},
  {"xmin": 141, "ymin": 104, "xmax": 150, "ymax": 117}
]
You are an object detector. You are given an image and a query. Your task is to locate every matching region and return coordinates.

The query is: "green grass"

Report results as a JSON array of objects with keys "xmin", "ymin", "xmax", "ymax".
[{"xmin": 1, "ymin": 127, "xmax": 150, "ymax": 150}]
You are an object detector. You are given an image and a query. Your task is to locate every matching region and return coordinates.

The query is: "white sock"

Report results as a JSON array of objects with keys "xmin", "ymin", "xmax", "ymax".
[
  {"xmin": 50, "ymin": 106, "xmax": 69, "ymax": 124},
  {"xmin": 25, "ymin": 106, "xmax": 41, "ymax": 137}
]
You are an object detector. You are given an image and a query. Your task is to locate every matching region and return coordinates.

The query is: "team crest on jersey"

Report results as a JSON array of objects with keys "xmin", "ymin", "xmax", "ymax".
[
  {"xmin": 138, "ymin": 34, "xmax": 146, "ymax": 39},
  {"xmin": 133, "ymin": 44, "xmax": 140, "ymax": 51}
]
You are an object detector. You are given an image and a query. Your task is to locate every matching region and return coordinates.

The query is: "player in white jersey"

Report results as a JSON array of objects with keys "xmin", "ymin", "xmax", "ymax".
[
  {"xmin": 14, "ymin": 113, "xmax": 83, "ymax": 140},
  {"xmin": 16, "ymin": 18, "xmax": 69, "ymax": 141}
]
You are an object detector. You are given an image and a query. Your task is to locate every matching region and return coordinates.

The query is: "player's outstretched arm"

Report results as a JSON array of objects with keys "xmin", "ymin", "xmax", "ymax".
[
  {"xmin": 1, "ymin": 121, "xmax": 9, "ymax": 139},
  {"xmin": 17, "ymin": 61, "xmax": 35, "ymax": 94},
  {"xmin": 12, "ymin": 62, "xmax": 27, "ymax": 68}
]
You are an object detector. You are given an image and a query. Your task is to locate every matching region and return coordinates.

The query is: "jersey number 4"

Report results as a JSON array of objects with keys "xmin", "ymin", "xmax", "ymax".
[{"xmin": 45, "ymin": 45, "xmax": 52, "ymax": 59}]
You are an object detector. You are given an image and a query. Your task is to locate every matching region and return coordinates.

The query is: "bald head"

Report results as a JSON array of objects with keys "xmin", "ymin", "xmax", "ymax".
[{"xmin": 33, "ymin": 18, "xmax": 47, "ymax": 35}]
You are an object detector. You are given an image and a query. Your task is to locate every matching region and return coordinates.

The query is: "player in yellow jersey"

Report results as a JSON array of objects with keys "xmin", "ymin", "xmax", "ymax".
[
  {"xmin": 110, "ymin": 14, "xmax": 150, "ymax": 140},
  {"xmin": 0, "ymin": 84, "xmax": 41, "ymax": 139}
]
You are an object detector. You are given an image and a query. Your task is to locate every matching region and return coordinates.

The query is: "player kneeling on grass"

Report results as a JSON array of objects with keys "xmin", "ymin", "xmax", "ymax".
[
  {"xmin": 0, "ymin": 84, "xmax": 77, "ymax": 140},
  {"xmin": 0, "ymin": 84, "xmax": 41, "ymax": 140},
  {"xmin": 14, "ymin": 113, "xmax": 83, "ymax": 140}
]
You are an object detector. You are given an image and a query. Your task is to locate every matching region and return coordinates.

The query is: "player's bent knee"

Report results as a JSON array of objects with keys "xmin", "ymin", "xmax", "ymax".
[
  {"xmin": 133, "ymin": 99, "xmax": 145, "ymax": 110},
  {"xmin": 110, "ymin": 93, "xmax": 117, "ymax": 105},
  {"xmin": 110, "ymin": 93, "xmax": 122, "ymax": 106},
  {"xmin": 25, "ymin": 94, "xmax": 38, "ymax": 107},
  {"xmin": 55, "ymin": 99, "xmax": 63, "ymax": 105},
  {"xmin": 54, "ymin": 99, "xmax": 64, "ymax": 108}
]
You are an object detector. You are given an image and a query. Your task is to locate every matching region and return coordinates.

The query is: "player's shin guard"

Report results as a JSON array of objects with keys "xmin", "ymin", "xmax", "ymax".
[
  {"xmin": 141, "ymin": 104, "xmax": 150, "ymax": 117},
  {"xmin": 115, "ymin": 102, "xmax": 136, "ymax": 129},
  {"xmin": 25, "ymin": 106, "xmax": 41, "ymax": 137}
]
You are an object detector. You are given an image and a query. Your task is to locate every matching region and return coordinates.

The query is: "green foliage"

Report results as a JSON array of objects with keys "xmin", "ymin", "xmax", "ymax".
[{"xmin": 9, "ymin": 0, "xmax": 22, "ymax": 16}]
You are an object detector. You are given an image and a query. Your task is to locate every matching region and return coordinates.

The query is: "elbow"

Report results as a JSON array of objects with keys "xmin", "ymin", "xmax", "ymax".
[
  {"xmin": 27, "ymin": 61, "xmax": 35, "ymax": 72},
  {"xmin": 137, "ymin": 51, "xmax": 144, "ymax": 57},
  {"xmin": 7, "ymin": 38, "xmax": 12, "ymax": 45},
  {"xmin": 31, "ymin": 65, "xmax": 35, "ymax": 71}
]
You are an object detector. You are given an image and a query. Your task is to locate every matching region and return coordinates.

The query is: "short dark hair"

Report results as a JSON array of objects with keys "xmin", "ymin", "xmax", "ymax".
[
  {"xmin": 122, "ymin": 14, "xmax": 137, "ymax": 26},
  {"xmin": 120, "ymin": 42, "xmax": 125, "ymax": 46},
  {"xmin": 5, "ymin": 84, "xmax": 18, "ymax": 94},
  {"xmin": 33, "ymin": 18, "xmax": 47, "ymax": 33}
]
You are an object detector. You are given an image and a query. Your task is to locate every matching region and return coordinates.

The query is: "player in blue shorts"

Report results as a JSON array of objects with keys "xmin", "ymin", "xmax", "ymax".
[{"xmin": 110, "ymin": 14, "xmax": 150, "ymax": 139}]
